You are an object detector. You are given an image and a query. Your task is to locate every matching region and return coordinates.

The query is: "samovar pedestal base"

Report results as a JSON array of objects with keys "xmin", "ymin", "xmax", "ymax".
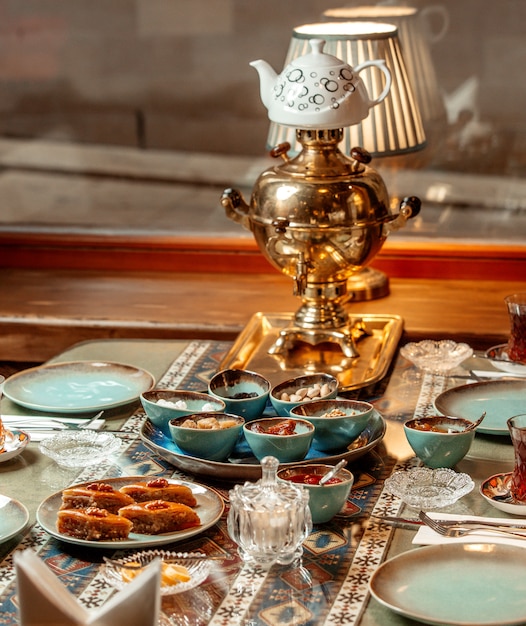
[
  {"xmin": 268, "ymin": 322, "xmax": 366, "ymax": 359},
  {"xmin": 220, "ymin": 312, "xmax": 404, "ymax": 392}
]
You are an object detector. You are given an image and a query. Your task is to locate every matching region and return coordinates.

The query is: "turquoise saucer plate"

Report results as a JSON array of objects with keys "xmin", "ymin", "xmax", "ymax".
[
  {"xmin": 434, "ymin": 380, "xmax": 526, "ymax": 435},
  {"xmin": 0, "ymin": 494, "xmax": 29, "ymax": 543},
  {"xmin": 0, "ymin": 429, "xmax": 30, "ymax": 463},
  {"xmin": 3, "ymin": 361, "xmax": 155, "ymax": 413},
  {"xmin": 370, "ymin": 543, "xmax": 526, "ymax": 625}
]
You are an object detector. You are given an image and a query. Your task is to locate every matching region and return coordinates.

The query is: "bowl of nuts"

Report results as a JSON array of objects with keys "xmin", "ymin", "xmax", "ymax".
[
  {"xmin": 269, "ymin": 373, "xmax": 338, "ymax": 416},
  {"xmin": 290, "ymin": 399, "xmax": 374, "ymax": 452},
  {"xmin": 168, "ymin": 412, "xmax": 244, "ymax": 461}
]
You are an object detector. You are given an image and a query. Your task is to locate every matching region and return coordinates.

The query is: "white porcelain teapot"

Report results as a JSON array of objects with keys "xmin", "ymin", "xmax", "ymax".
[{"xmin": 250, "ymin": 38, "xmax": 391, "ymax": 129}]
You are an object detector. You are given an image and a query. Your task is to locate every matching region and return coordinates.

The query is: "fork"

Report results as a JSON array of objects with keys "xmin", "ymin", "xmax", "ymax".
[{"xmin": 418, "ymin": 511, "xmax": 526, "ymax": 540}]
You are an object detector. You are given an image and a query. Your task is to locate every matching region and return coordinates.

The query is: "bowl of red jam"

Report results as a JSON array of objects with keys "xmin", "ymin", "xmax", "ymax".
[
  {"xmin": 278, "ymin": 463, "xmax": 354, "ymax": 523},
  {"xmin": 243, "ymin": 417, "xmax": 314, "ymax": 463}
]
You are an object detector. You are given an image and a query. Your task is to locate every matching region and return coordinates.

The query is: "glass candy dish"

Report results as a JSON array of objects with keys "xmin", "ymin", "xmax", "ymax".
[
  {"xmin": 101, "ymin": 550, "xmax": 212, "ymax": 595},
  {"xmin": 39, "ymin": 430, "xmax": 121, "ymax": 468},
  {"xmin": 385, "ymin": 467, "xmax": 474, "ymax": 509},
  {"xmin": 400, "ymin": 340, "xmax": 473, "ymax": 374}
]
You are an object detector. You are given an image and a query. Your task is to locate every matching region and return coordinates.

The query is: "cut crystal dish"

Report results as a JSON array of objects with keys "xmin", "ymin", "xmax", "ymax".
[
  {"xmin": 39, "ymin": 430, "xmax": 121, "ymax": 468},
  {"xmin": 400, "ymin": 340, "xmax": 473, "ymax": 373},
  {"xmin": 385, "ymin": 467, "xmax": 474, "ymax": 509},
  {"xmin": 101, "ymin": 549, "xmax": 212, "ymax": 595}
]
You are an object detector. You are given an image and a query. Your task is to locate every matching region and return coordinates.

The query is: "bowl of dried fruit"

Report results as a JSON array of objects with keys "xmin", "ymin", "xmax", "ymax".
[{"xmin": 168, "ymin": 412, "xmax": 244, "ymax": 461}]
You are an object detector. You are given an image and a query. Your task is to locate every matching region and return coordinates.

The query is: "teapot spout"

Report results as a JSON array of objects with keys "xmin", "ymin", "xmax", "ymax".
[{"xmin": 249, "ymin": 59, "xmax": 277, "ymax": 111}]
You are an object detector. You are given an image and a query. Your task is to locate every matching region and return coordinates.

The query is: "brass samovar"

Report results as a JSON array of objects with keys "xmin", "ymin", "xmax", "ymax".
[{"xmin": 221, "ymin": 40, "xmax": 421, "ymax": 387}]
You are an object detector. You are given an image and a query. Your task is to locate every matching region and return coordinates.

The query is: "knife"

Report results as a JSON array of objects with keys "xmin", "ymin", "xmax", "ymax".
[{"xmin": 371, "ymin": 515, "xmax": 526, "ymax": 530}]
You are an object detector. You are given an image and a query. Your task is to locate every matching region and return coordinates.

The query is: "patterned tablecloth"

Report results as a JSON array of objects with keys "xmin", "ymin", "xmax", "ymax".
[{"xmin": 0, "ymin": 340, "xmax": 486, "ymax": 626}]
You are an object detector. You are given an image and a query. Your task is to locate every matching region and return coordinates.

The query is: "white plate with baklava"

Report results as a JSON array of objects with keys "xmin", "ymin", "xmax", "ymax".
[{"xmin": 36, "ymin": 476, "xmax": 224, "ymax": 548}]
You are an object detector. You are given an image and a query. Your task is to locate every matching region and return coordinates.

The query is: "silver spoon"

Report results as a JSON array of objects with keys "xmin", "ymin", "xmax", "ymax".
[
  {"xmin": 464, "ymin": 411, "xmax": 486, "ymax": 431},
  {"xmin": 319, "ymin": 459, "xmax": 347, "ymax": 486}
]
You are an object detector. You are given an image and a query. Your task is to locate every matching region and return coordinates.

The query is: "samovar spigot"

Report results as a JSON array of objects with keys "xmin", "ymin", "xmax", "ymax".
[{"xmin": 293, "ymin": 252, "xmax": 308, "ymax": 297}]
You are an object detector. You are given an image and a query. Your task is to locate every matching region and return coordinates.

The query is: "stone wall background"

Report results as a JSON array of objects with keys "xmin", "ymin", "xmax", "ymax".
[{"xmin": 0, "ymin": 0, "xmax": 523, "ymax": 175}]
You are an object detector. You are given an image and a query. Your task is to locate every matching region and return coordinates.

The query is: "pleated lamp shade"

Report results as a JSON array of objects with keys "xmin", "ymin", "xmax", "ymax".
[
  {"xmin": 323, "ymin": 6, "xmax": 447, "ymax": 163},
  {"xmin": 266, "ymin": 21, "xmax": 426, "ymax": 158}
]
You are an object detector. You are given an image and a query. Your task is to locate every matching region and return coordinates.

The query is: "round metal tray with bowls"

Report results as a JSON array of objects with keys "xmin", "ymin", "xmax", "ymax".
[{"xmin": 140, "ymin": 408, "xmax": 386, "ymax": 481}]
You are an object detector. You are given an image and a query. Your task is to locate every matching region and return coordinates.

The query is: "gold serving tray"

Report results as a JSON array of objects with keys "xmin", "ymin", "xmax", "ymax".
[{"xmin": 220, "ymin": 312, "xmax": 403, "ymax": 392}]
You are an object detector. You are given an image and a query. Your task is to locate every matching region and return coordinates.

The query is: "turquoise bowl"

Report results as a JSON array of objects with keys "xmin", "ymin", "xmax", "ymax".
[
  {"xmin": 404, "ymin": 416, "xmax": 476, "ymax": 469},
  {"xmin": 141, "ymin": 389, "xmax": 225, "ymax": 436},
  {"xmin": 168, "ymin": 412, "xmax": 244, "ymax": 461},
  {"xmin": 270, "ymin": 373, "xmax": 338, "ymax": 416},
  {"xmin": 290, "ymin": 399, "xmax": 374, "ymax": 452},
  {"xmin": 243, "ymin": 417, "xmax": 314, "ymax": 463},
  {"xmin": 278, "ymin": 464, "xmax": 354, "ymax": 524},
  {"xmin": 208, "ymin": 369, "xmax": 270, "ymax": 421}
]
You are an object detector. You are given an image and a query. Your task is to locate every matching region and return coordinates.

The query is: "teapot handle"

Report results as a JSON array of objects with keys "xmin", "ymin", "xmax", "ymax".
[{"xmin": 353, "ymin": 60, "xmax": 392, "ymax": 108}]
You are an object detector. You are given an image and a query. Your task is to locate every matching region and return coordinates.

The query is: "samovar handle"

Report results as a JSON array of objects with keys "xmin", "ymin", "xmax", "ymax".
[
  {"xmin": 221, "ymin": 188, "xmax": 251, "ymax": 230},
  {"xmin": 383, "ymin": 196, "xmax": 422, "ymax": 235}
]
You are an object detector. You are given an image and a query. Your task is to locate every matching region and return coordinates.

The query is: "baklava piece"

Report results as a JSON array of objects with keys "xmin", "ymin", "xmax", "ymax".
[
  {"xmin": 118, "ymin": 500, "xmax": 201, "ymax": 534},
  {"xmin": 119, "ymin": 478, "xmax": 197, "ymax": 507},
  {"xmin": 61, "ymin": 482, "xmax": 135, "ymax": 514},
  {"xmin": 57, "ymin": 507, "xmax": 132, "ymax": 541}
]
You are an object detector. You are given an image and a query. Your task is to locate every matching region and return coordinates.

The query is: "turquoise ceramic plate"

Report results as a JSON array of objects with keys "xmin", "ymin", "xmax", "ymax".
[
  {"xmin": 37, "ymin": 476, "xmax": 224, "ymax": 549},
  {"xmin": 434, "ymin": 380, "xmax": 526, "ymax": 435},
  {"xmin": 3, "ymin": 361, "xmax": 155, "ymax": 413},
  {"xmin": 0, "ymin": 494, "xmax": 29, "ymax": 543},
  {"xmin": 369, "ymin": 543, "xmax": 526, "ymax": 626}
]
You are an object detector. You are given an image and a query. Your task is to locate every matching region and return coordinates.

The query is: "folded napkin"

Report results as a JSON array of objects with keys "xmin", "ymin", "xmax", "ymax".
[
  {"xmin": 413, "ymin": 512, "xmax": 526, "ymax": 549},
  {"xmin": 471, "ymin": 369, "xmax": 526, "ymax": 379},
  {"xmin": 15, "ymin": 549, "xmax": 161, "ymax": 626}
]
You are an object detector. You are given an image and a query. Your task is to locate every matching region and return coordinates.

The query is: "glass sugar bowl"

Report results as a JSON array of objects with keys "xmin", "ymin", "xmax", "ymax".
[{"xmin": 227, "ymin": 455, "xmax": 312, "ymax": 567}]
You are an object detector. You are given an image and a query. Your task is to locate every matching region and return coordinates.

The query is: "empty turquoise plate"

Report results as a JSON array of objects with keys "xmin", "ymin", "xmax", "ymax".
[
  {"xmin": 3, "ymin": 361, "xmax": 155, "ymax": 413},
  {"xmin": 434, "ymin": 379, "xmax": 526, "ymax": 435},
  {"xmin": 370, "ymin": 543, "xmax": 526, "ymax": 625}
]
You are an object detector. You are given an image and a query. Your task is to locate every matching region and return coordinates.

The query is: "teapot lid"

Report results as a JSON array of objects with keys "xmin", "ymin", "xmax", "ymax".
[{"xmin": 288, "ymin": 38, "xmax": 349, "ymax": 70}]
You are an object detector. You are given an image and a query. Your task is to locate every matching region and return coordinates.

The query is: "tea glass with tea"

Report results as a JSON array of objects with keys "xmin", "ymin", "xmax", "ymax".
[
  {"xmin": 505, "ymin": 293, "xmax": 526, "ymax": 363},
  {"xmin": 507, "ymin": 414, "xmax": 526, "ymax": 502}
]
